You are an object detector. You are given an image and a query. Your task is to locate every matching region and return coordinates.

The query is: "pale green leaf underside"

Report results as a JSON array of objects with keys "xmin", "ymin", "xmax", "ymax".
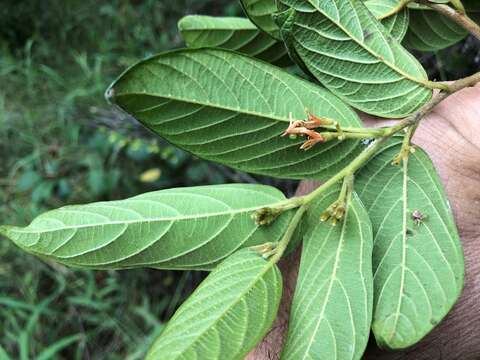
[
  {"xmin": 145, "ymin": 248, "xmax": 282, "ymax": 360},
  {"xmin": 108, "ymin": 48, "xmax": 363, "ymax": 180},
  {"xmin": 363, "ymin": 0, "xmax": 410, "ymax": 41},
  {"xmin": 403, "ymin": 10, "xmax": 466, "ymax": 51},
  {"xmin": 0, "ymin": 184, "xmax": 292, "ymax": 271},
  {"xmin": 178, "ymin": 15, "xmax": 292, "ymax": 66},
  {"xmin": 283, "ymin": 187, "xmax": 373, "ymax": 360},
  {"xmin": 356, "ymin": 141, "xmax": 464, "ymax": 349},
  {"xmin": 276, "ymin": 0, "xmax": 432, "ymax": 118},
  {"xmin": 240, "ymin": 0, "xmax": 281, "ymax": 39}
]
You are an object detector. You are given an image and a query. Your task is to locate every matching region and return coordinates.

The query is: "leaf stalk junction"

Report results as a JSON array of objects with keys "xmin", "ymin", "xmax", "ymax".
[{"xmin": 252, "ymin": 69, "xmax": 480, "ymax": 263}]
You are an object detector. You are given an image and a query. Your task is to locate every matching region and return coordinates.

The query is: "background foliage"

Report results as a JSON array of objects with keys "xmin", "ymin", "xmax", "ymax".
[{"xmin": 0, "ymin": 1, "xmax": 478, "ymax": 359}]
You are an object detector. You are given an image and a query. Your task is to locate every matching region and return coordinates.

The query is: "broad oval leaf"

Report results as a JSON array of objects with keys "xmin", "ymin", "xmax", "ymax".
[
  {"xmin": 356, "ymin": 141, "xmax": 464, "ymax": 349},
  {"xmin": 240, "ymin": 0, "xmax": 281, "ymax": 39},
  {"xmin": 145, "ymin": 248, "xmax": 282, "ymax": 360},
  {"xmin": 0, "ymin": 184, "xmax": 292, "ymax": 271},
  {"xmin": 275, "ymin": 0, "xmax": 433, "ymax": 118},
  {"xmin": 178, "ymin": 15, "xmax": 292, "ymax": 66},
  {"xmin": 408, "ymin": 0, "xmax": 480, "ymax": 12},
  {"xmin": 403, "ymin": 9, "xmax": 466, "ymax": 51},
  {"xmin": 404, "ymin": 0, "xmax": 480, "ymax": 51},
  {"xmin": 283, "ymin": 187, "xmax": 373, "ymax": 360},
  {"xmin": 364, "ymin": 0, "xmax": 410, "ymax": 41},
  {"xmin": 107, "ymin": 48, "xmax": 363, "ymax": 180}
]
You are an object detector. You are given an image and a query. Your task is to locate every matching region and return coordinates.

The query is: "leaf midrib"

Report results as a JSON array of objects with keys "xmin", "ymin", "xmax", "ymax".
[
  {"xmin": 301, "ymin": 202, "xmax": 351, "ymax": 359},
  {"xmin": 7, "ymin": 202, "xmax": 276, "ymax": 235},
  {"xmin": 115, "ymin": 92, "xmax": 294, "ymax": 123},
  {"xmin": 156, "ymin": 255, "xmax": 278, "ymax": 360},
  {"xmin": 114, "ymin": 48, "xmax": 361, "ymax": 125},
  {"xmin": 298, "ymin": 0, "xmax": 428, "ymax": 87},
  {"xmin": 382, "ymin": 156, "xmax": 408, "ymax": 343}
]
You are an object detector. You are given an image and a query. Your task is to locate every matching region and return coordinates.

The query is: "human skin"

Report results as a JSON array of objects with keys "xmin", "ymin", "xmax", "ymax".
[{"xmin": 247, "ymin": 84, "xmax": 480, "ymax": 360}]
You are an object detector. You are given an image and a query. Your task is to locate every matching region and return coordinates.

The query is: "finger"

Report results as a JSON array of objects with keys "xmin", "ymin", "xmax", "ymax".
[
  {"xmin": 246, "ymin": 180, "xmax": 320, "ymax": 360},
  {"xmin": 295, "ymin": 180, "xmax": 321, "ymax": 196}
]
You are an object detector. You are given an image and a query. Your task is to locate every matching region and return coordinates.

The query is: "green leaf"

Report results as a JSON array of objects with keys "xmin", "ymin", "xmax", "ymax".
[
  {"xmin": 403, "ymin": 9, "xmax": 466, "ymax": 51},
  {"xmin": 145, "ymin": 248, "xmax": 282, "ymax": 360},
  {"xmin": 178, "ymin": 15, "xmax": 292, "ymax": 66},
  {"xmin": 107, "ymin": 48, "xmax": 363, "ymax": 180},
  {"xmin": 0, "ymin": 344, "xmax": 12, "ymax": 360},
  {"xmin": 404, "ymin": 0, "xmax": 480, "ymax": 51},
  {"xmin": 240, "ymin": 0, "xmax": 281, "ymax": 39},
  {"xmin": 356, "ymin": 141, "xmax": 464, "ymax": 349},
  {"xmin": 364, "ymin": 0, "xmax": 410, "ymax": 41},
  {"xmin": 0, "ymin": 184, "xmax": 292, "ymax": 271},
  {"xmin": 275, "ymin": 0, "xmax": 433, "ymax": 118},
  {"xmin": 282, "ymin": 187, "xmax": 373, "ymax": 360}
]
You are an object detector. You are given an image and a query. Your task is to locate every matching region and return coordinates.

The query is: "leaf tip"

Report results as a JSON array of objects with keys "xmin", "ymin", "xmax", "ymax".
[
  {"xmin": 0, "ymin": 226, "xmax": 17, "ymax": 245},
  {"xmin": 0, "ymin": 225, "xmax": 27, "ymax": 249},
  {"xmin": 372, "ymin": 321, "xmax": 416, "ymax": 351},
  {"xmin": 0, "ymin": 225, "xmax": 10, "ymax": 237},
  {"xmin": 104, "ymin": 86, "xmax": 116, "ymax": 105},
  {"xmin": 177, "ymin": 15, "xmax": 190, "ymax": 32}
]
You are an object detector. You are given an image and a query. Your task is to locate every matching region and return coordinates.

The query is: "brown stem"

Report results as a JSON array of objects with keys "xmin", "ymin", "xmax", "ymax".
[
  {"xmin": 274, "ymin": 71, "xmax": 480, "ymax": 213},
  {"xmin": 418, "ymin": 1, "xmax": 480, "ymax": 41}
]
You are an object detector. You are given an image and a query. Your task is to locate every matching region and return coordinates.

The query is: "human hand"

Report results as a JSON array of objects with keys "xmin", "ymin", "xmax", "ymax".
[{"xmin": 247, "ymin": 84, "xmax": 480, "ymax": 360}]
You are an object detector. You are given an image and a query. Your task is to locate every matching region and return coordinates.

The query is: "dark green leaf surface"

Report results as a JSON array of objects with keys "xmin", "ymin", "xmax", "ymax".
[
  {"xmin": 276, "ymin": 0, "xmax": 433, "ymax": 118},
  {"xmin": 108, "ymin": 48, "xmax": 363, "ymax": 180},
  {"xmin": 0, "ymin": 184, "xmax": 291, "ymax": 271},
  {"xmin": 364, "ymin": 0, "xmax": 410, "ymax": 41},
  {"xmin": 178, "ymin": 15, "xmax": 292, "ymax": 66},
  {"xmin": 240, "ymin": 0, "xmax": 281, "ymax": 39},
  {"xmin": 403, "ymin": 10, "xmax": 466, "ymax": 51},
  {"xmin": 145, "ymin": 248, "xmax": 282, "ymax": 360},
  {"xmin": 356, "ymin": 141, "xmax": 464, "ymax": 349},
  {"xmin": 404, "ymin": 0, "xmax": 480, "ymax": 51},
  {"xmin": 283, "ymin": 187, "xmax": 373, "ymax": 360}
]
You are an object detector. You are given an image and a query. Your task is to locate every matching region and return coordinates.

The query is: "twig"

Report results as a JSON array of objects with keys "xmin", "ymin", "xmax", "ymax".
[
  {"xmin": 391, "ymin": 71, "xmax": 480, "ymax": 131},
  {"xmin": 270, "ymin": 206, "xmax": 307, "ymax": 262},
  {"xmin": 271, "ymin": 70, "xmax": 480, "ymax": 211}
]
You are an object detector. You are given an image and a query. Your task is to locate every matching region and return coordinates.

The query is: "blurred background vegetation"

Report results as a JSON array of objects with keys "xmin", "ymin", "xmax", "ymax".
[{"xmin": 0, "ymin": 1, "xmax": 478, "ymax": 359}]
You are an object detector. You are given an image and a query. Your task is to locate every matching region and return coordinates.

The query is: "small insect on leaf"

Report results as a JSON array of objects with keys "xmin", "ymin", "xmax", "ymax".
[
  {"xmin": 412, "ymin": 209, "xmax": 427, "ymax": 226},
  {"xmin": 356, "ymin": 140, "xmax": 464, "ymax": 349}
]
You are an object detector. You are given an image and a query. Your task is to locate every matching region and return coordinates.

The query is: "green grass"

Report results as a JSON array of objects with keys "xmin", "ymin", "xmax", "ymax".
[
  {"xmin": 0, "ymin": 1, "xmax": 241, "ymax": 358},
  {"xmin": 0, "ymin": 249, "xmax": 205, "ymax": 359}
]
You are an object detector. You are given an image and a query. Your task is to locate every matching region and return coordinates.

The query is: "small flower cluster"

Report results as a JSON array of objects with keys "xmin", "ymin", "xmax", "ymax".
[
  {"xmin": 251, "ymin": 207, "xmax": 282, "ymax": 226},
  {"xmin": 282, "ymin": 112, "xmax": 343, "ymax": 150},
  {"xmin": 320, "ymin": 200, "xmax": 346, "ymax": 226}
]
